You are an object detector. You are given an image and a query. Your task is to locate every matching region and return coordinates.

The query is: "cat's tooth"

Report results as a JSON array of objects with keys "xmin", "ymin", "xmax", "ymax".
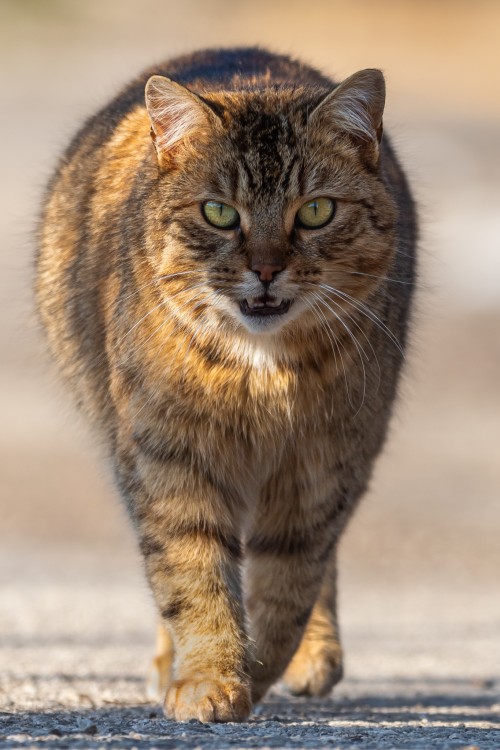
[
  {"xmin": 266, "ymin": 298, "xmax": 282, "ymax": 308},
  {"xmin": 247, "ymin": 297, "xmax": 264, "ymax": 308}
]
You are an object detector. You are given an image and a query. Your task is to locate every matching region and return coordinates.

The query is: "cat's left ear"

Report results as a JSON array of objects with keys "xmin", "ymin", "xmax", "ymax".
[
  {"xmin": 145, "ymin": 75, "xmax": 220, "ymax": 165},
  {"xmin": 309, "ymin": 69, "xmax": 385, "ymax": 161}
]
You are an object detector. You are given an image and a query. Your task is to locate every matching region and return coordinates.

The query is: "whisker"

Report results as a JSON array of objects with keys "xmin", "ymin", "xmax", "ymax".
[
  {"xmin": 315, "ymin": 282, "xmax": 404, "ymax": 358},
  {"xmin": 314, "ymin": 287, "xmax": 382, "ymax": 392},
  {"xmin": 334, "ymin": 287, "xmax": 404, "ymax": 359},
  {"xmin": 119, "ymin": 299, "xmax": 167, "ymax": 343},
  {"xmin": 130, "ymin": 291, "xmax": 211, "ymax": 422},
  {"xmin": 177, "ymin": 296, "xmax": 218, "ymax": 386},
  {"xmin": 118, "ymin": 282, "xmax": 207, "ymax": 345},
  {"xmin": 305, "ymin": 295, "xmax": 353, "ymax": 410},
  {"xmin": 333, "ymin": 269, "xmax": 413, "ymax": 286},
  {"xmin": 119, "ymin": 292, "xmax": 205, "ymax": 372},
  {"xmin": 312, "ymin": 291, "xmax": 367, "ymax": 414},
  {"xmin": 302, "ymin": 297, "xmax": 338, "ymax": 376},
  {"xmin": 316, "ymin": 292, "xmax": 370, "ymax": 364},
  {"xmin": 119, "ymin": 270, "xmax": 200, "ymax": 304}
]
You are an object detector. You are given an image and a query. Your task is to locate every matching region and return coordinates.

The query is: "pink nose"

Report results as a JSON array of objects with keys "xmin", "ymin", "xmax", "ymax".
[{"xmin": 250, "ymin": 262, "xmax": 284, "ymax": 283}]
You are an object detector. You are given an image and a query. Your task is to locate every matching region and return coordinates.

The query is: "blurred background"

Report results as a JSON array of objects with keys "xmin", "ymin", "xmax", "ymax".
[{"xmin": 1, "ymin": 0, "xmax": 499, "ymax": 690}]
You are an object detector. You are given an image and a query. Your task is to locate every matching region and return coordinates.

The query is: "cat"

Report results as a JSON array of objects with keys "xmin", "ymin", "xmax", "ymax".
[{"xmin": 36, "ymin": 47, "xmax": 416, "ymax": 722}]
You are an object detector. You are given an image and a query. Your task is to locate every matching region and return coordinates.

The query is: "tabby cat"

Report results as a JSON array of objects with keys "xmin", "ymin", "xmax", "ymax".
[{"xmin": 36, "ymin": 47, "xmax": 416, "ymax": 722}]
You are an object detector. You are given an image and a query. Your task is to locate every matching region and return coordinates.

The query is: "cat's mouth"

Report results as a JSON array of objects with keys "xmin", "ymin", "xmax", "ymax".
[{"xmin": 240, "ymin": 296, "xmax": 292, "ymax": 317}]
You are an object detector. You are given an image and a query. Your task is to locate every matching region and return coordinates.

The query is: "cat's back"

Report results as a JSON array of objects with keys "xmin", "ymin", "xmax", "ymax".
[{"xmin": 63, "ymin": 48, "xmax": 332, "ymax": 163}]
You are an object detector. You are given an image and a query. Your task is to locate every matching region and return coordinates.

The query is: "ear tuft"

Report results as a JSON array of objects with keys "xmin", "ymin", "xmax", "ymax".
[
  {"xmin": 145, "ymin": 75, "xmax": 216, "ymax": 156},
  {"xmin": 310, "ymin": 69, "xmax": 386, "ymax": 143}
]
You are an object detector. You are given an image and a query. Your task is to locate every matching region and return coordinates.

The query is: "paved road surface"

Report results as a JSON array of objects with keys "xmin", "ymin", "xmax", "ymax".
[{"xmin": 1, "ymin": 573, "xmax": 499, "ymax": 749}]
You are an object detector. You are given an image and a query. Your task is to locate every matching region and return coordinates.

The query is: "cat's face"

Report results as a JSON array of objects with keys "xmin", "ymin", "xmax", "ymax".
[{"xmin": 145, "ymin": 73, "xmax": 397, "ymax": 343}]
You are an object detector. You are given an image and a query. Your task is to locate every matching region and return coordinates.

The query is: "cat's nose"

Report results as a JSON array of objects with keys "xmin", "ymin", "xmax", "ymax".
[{"xmin": 250, "ymin": 262, "xmax": 285, "ymax": 283}]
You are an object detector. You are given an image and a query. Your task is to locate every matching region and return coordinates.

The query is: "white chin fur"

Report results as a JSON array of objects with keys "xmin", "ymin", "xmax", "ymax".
[{"xmin": 237, "ymin": 313, "xmax": 289, "ymax": 335}]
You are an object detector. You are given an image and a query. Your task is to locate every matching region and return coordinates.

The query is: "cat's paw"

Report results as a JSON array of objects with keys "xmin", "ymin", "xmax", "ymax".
[
  {"xmin": 283, "ymin": 646, "xmax": 343, "ymax": 697},
  {"xmin": 164, "ymin": 677, "xmax": 252, "ymax": 722}
]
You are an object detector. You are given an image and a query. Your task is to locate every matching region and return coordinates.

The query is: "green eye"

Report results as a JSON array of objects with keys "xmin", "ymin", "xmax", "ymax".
[
  {"xmin": 296, "ymin": 197, "xmax": 335, "ymax": 229},
  {"xmin": 202, "ymin": 201, "xmax": 240, "ymax": 229}
]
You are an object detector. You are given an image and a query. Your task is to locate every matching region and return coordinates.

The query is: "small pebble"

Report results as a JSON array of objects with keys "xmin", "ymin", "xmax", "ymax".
[{"xmin": 48, "ymin": 728, "xmax": 63, "ymax": 737}]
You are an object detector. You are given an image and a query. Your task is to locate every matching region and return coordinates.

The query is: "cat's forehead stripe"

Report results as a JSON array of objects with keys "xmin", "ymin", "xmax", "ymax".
[{"xmin": 222, "ymin": 106, "xmax": 302, "ymax": 200}]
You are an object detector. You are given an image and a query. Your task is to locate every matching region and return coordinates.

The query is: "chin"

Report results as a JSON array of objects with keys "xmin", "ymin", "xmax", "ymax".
[
  {"xmin": 237, "ymin": 314, "xmax": 290, "ymax": 335},
  {"xmin": 237, "ymin": 299, "xmax": 308, "ymax": 336},
  {"xmin": 212, "ymin": 295, "xmax": 306, "ymax": 337}
]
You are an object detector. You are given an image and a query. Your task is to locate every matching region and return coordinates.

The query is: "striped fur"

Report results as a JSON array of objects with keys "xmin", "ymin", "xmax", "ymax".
[{"xmin": 36, "ymin": 47, "xmax": 416, "ymax": 722}]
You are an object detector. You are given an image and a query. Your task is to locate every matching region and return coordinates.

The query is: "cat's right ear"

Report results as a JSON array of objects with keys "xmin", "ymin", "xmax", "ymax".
[{"xmin": 145, "ymin": 76, "xmax": 219, "ymax": 166}]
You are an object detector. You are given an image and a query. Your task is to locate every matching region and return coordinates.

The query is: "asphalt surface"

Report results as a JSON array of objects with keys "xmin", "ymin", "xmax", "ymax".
[{"xmin": 1, "ymin": 574, "xmax": 499, "ymax": 750}]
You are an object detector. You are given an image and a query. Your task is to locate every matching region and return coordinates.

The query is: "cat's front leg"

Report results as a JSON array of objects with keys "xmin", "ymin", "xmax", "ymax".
[
  {"xmin": 245, "ymin": 491, "xmax": 349, "ymax": 703},
  {"xmin": 283, "ymin": 547, "xmax": 344, "ymax": 696},
  {"xmin": 121, "ymin": 451, "xmax": 251, "ymax": 722}
]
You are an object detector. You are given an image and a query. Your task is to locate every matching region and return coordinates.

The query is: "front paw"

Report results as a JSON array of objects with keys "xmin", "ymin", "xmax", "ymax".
[
  {"xmin": 164, "ymin": 677, "xmax": 252, "ymax": 722},
  {"xmin": 283, "ymin": 646, "xmax": 343, "ymax": 697}
]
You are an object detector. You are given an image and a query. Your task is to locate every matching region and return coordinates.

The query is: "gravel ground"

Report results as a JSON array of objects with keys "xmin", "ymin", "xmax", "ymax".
[
  {"xmin": 2, "ymin": 684, "xmax": 499, "ymax": 750},
  {"xmin": 1, "ymin": 580, "xmax": 499, "ymax": 750}
]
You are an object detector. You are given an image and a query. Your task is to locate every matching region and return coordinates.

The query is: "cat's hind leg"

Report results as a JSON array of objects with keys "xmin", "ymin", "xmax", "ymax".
[
  {"xmin": 147, "ymin": 622, "xmax": 175, "ymax": 700},
  {"xmin": 283, "ymin": 548, "xmax": 343, "ymax": 696}
]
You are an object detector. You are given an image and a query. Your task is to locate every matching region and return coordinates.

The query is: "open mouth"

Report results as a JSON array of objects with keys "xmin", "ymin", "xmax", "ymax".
[{"xmin": 240, "ymin": 297, "xmax": 292, "ymax": 317}]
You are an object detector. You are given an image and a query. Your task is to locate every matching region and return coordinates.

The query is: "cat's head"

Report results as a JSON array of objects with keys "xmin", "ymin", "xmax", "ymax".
[{"xmin": 143, "ymin": 70, "xmax": 397, "ymax": 346}]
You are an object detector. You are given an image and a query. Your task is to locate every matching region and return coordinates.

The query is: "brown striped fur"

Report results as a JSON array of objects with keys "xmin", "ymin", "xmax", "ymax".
[{"xmin": 36, "ymin": 48, "xmax": 416, "ymax": 722}]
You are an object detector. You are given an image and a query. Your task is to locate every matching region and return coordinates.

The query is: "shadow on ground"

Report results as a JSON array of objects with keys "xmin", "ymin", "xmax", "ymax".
[{"xmin": 2, "ymin": 679, "xmax": 499, "ymax": 750}]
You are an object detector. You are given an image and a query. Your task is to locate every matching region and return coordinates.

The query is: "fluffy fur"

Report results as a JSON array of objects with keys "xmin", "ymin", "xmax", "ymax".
[{"xmin": 36, "ymin": 47, "xmax": 416, "ymax": 722}]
